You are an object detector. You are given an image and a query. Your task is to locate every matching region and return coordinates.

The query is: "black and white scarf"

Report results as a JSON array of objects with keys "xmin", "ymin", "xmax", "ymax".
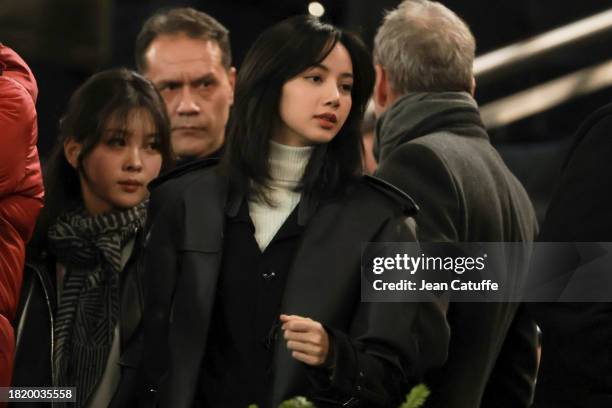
[{"xmin": 48, "ymin": 202, "xmax": 146, "ymax": 406}]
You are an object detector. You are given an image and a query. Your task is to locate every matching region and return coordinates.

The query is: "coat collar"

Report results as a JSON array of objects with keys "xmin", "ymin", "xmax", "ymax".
[
  {"xmin": 374, "ymin": 91, "xmax": 488, "ymax": 162},
  {"xmin": 226, "ymin": 182, "xmax": 320, "ymax": 227}
]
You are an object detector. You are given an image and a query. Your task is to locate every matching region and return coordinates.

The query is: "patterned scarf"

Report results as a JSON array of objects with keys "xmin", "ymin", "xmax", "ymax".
[{"xmin": 48, "ymin": 202, "xmax": 146, "ymax": 406}]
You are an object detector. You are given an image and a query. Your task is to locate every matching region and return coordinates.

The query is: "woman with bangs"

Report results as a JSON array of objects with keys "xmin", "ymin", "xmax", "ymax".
[
  {"xmin": 12, "ymin": 68, "xmax": 172, "ymax": 407},
  {"xmin": 141, "ymin": 15, "xmax": 448, "ymax": 408}
]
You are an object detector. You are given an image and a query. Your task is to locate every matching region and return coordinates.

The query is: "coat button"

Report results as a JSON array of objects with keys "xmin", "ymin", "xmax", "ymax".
[{"xmin": 262, "ymin": 270, "xmax": 277, "ymax": 280}]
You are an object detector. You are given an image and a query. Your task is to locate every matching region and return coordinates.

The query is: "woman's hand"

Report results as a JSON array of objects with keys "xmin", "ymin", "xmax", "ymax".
[{"xmin": 280, "ymin": 314, "xmax": 330, "ymax": 366}]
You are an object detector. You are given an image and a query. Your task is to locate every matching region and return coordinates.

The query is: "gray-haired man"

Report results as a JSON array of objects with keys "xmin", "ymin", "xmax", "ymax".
[{"xmin": 372, "ymin": 1, "xmax": 538, "ymax": 407}]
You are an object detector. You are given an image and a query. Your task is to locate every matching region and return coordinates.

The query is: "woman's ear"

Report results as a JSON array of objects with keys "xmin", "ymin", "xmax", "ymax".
[{"xmin": 64, "ymin": 138, "xmax": 83, "ymax": 169}]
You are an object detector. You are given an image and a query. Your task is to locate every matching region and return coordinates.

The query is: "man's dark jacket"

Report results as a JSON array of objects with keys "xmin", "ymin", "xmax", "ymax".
[
  {"xmin": 374, "ymin": 92, "xmax": 538, "ymax": 408},
  {"xmin": 529, "ymin": 102, "xmax": 612, "ymax": 408},
  {"xmin": 138, "ymin": 162, "xmax": 450, "ymax": 408}
]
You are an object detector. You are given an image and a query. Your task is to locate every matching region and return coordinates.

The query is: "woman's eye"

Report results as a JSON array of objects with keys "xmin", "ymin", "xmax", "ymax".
[
  {"xmin": 107, "ymin": 137, "xmax": 125, "ymax": 147},
  {"xmin": 340, "ymin": 83, "xmax": 353, "ymax": 93},
  {"xmin": 146, "ymin": 141, "xmax": 161, "ymax": 151},
  {"xmin": 305, "ymin": 75, "xmax": 323, "ymax": 83}
]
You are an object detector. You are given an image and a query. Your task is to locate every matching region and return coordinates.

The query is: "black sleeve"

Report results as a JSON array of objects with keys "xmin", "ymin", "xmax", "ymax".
[
  {"xmin": 307, "ymin": 217, "xmax": 450, "ymax": 407},
  {"xmin": 138, "ymin": 184, "xmax": 184, "ymax": 404},
  {"xmin": 480, "ymin": 304, "xmax": 538, "ymax": 408},
  {"xmin": 529, "ymin": 301, "xmax": 612, "ymax": 407}
]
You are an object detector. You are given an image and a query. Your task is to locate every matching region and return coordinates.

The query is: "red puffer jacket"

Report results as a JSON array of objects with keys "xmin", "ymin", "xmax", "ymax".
[{"xmin": 0, "ymin": 44, "xmax": 43, "ymax": 388}]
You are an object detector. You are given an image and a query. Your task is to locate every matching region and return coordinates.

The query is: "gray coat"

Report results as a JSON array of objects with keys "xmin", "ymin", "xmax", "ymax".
[{"xmin": 374, "ymin": 92, "xmax": 538, "ymax": 408}]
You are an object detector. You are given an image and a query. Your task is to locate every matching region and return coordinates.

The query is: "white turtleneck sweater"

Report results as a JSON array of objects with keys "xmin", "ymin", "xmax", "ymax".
[{"xmin": 248, "ymin": 140, "xmax": 314, "ymax": 251}]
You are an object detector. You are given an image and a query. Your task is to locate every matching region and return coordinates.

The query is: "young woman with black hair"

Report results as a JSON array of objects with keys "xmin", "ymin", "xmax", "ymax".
[
  {"xmin": 12, "ymin": 68, "xmax": 173, "ymax": 407},
  {"xmin": 141, "ymin": 15, "xmax": 448, "ymax": 408}
]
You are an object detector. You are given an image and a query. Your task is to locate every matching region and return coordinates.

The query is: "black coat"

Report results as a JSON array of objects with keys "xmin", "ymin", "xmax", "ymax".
[
  {"xmin": 374, "ymin": 92, "xmax": 539, "ymax": 408},
  {"xmin": 12, "ymin": 233, "xmax": 146, "ymax": 407},
  {"xmin": 529, "ymin": 102, "xmax": 612, "ymax": 407},
  {"xmin": 139, "ymin": 162, "xmax": 450, "ymax": 408}
]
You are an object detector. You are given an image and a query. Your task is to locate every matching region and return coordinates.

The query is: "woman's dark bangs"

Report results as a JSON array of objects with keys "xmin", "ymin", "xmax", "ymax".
[
  {"xmin": 313, "ymin": 33, "xmax": 340, "ymax": 66},
  {"xmin": 94, "ymin": 84, "xmax": 148, "ymax": 138},
  {"xmin": 96, "ymin": 99, "xmax": 131, "ymax": 139},
  {"xmin": 284, "ymin": 24, "xmax": 339, "ymax": 80}
]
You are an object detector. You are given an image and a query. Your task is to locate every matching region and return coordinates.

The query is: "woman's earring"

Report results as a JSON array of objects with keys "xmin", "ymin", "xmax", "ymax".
[{"xmin": 71, "ymin": 150, "xmax": 81, "ymax": 168}]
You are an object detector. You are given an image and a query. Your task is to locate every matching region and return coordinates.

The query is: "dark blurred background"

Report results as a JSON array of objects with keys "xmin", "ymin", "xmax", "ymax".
[{"xmin": 2, "ymin": 0, "xmax": 612, "ymax": 220}]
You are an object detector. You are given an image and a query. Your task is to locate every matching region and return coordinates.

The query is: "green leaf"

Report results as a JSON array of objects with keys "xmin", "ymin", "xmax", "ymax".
[
  {"xmin": 400, "ymin": 384, "xmax": 431, "ymax": 408},
  {"xmin": 247, "ymin": 405, "xmax": 259, "ymax": 408},
  {"xmin": 278, "ymin": 396, "xmax": 316, "ymax": 408}
]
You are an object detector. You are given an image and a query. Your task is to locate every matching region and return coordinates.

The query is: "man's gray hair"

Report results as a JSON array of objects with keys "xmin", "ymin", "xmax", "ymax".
[{"xmin": 373, "ymin": 0, "xmax": 475, "ymax": 94}]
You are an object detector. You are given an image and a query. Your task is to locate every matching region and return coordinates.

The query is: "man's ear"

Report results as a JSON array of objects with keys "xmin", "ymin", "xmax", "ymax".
[
  {"xmin": 470, "ymin": 76, "xmax": 476, "ymax": 96},
  {"xmin": 227, "ymin": 67, "xmax": 237, "ymax": 106},
  {"xmin": 64, "ymin": 138, "xmax": 83, "ymax": 169},
  {"xmin": 374, "ymin": 64, "xmax": 389, "ymax": 117}
]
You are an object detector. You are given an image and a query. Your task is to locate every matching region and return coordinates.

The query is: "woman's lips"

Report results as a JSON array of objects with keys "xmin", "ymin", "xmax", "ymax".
[
  {"xmin": 172, "ymin": 126, "xmax": 207, "ymax": 132},
  {"xmin": 316, "ymin": 118, "xmax": 334, "ymax": 129},
  {"xmin": 118, "ymin": 180, "xmax": 143, "ymax": 193},
  {"xmin": 314, "ymin": 113, "xmax": 338, "ymax": 129}
]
